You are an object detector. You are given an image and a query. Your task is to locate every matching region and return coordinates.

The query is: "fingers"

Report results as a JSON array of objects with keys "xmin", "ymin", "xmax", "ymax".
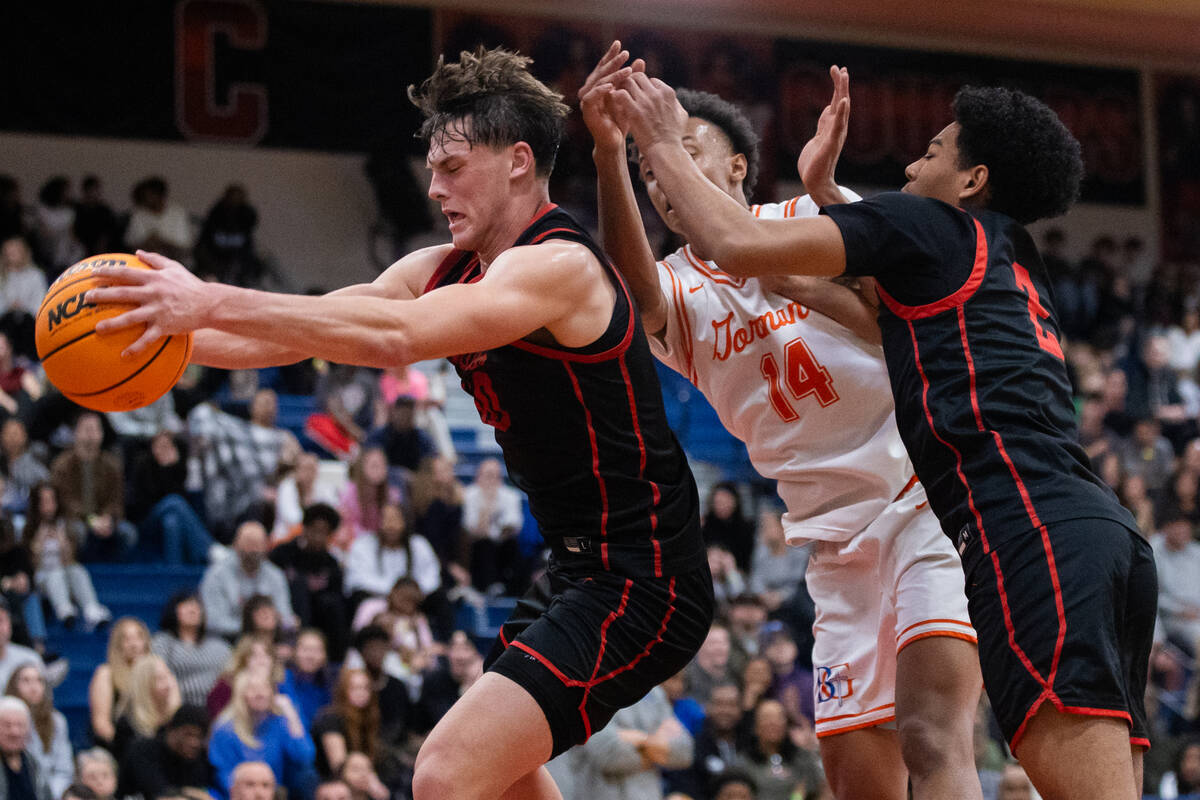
[
  {"xmin": 134, "ymin": 250, "xmax": 177, "ymax": 270},
  {"xmin": 630, "ymin": 58, "xmax": 646, "ymax": 74},
  {"xmin": 94, "ymin": 305, "xmax": 155, "ymax": 334},
  {"xmin": 85, "ymin": 285, "xmax": 147, "ymax": 305},
  {"xmin": 90, "ymin": 266, "xmax": 152, "ymax": 285},
  {"xmin": 123, "ymin": 324, "xmax": 166, "ymax": 359}
]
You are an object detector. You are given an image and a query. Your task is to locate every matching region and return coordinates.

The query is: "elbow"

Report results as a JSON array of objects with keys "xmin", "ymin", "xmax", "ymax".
[{"xmin": 369, "ymin": 329, "xmax": 414, "ymax": 369}]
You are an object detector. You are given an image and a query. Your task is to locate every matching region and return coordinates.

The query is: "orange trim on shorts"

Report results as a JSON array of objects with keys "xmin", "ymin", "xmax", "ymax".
[
  {"xmin": 816, "ymin": 714, "xmax": 897, "ymax": 738},
  {"xmin": 816, "ymin": 702, "xmax": 895, "ymax": 726},
  {"xmin": 892, "ymin": 474, "xmax": 920, "ymax": 501},
  {"xmin": 897, "ymin": 630, "xmax": 978, "ymax": 655},
  {"xmin": 896, "ymin": 618, "xmax": 975, "ymax": 639}
]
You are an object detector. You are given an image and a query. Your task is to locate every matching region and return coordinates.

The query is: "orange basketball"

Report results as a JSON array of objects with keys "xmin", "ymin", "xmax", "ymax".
[{"xmin": 35, "ymin": 253, "xmax": 193, "ymax": 412}]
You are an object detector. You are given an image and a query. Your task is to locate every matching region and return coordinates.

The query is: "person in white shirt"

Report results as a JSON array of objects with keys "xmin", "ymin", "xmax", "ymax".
[
  {"xmin": 1151, "ymin": 512, "xmax": 1200, "ymax": 648},
  {"xmin": 344, "ymin": 501, "xmax": 440, "ymax": 600},
  {"xmin": 580, "ymin": 44, "xmax": 980, "ymax": 799},
  {"xmin": 461, "ymin": 457, "xmax": 525, "ymax": 595},
  {"xmin": 125, "ymin": 177, "xmax": 193, "ymax": 262}
]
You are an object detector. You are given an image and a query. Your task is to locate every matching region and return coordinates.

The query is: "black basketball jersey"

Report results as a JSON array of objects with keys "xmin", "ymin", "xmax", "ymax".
[
  {"xmin": 424, "ymin": 203, "xmax": 704, "ymax": 577},
  {"xmin": 824, "ymin": 192, "xmax": 1136, "ymax": 552}
]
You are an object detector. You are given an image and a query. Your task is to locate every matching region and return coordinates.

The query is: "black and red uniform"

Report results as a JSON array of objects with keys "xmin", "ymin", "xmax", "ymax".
[
  {"xmin": 823, "ymin": 192, "xmax": 1156, "ymax": 751},
  {"xmin": 425, "ymin": 203, "xmax": 713, "ymax": 755}
]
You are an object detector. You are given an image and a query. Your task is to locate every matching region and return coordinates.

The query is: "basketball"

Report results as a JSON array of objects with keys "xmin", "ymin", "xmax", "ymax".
[{"xmin": 35, "ymin": 253, "xmax": 193, "ymax": 412}]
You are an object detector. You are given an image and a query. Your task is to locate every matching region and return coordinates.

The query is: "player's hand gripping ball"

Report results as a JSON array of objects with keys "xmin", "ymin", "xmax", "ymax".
[{"xmin": 35, "ymin": 253, "xmax": 193, "ymax": 412}]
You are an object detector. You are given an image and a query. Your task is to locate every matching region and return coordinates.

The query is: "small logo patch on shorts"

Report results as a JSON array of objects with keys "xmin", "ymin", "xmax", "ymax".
[
  {"xmin": 563, "ymin": 536, "xmax": 593, "ymax": 554},
  {"xmin": 815, "ymin": 663, "xmax": 854, "ymax": 706},
  {"xmin": 957, "ymin": 524, "xmax": 973, "ymax": 555}
]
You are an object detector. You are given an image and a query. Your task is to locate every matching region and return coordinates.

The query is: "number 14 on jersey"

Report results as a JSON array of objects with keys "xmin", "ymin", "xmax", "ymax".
[{"xmin": 760, "ymin": 336, "xmax": 840, "ymax": 422}]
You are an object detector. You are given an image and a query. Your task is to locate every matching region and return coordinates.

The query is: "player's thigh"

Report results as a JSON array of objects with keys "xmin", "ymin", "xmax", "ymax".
[
  {"xmin": 819, "ymin": 726, "xmax": 907, "ymax": 800},
  {"xmin": 1014, "ymin": 703, "xmax": 1135, "ymax": 800}
]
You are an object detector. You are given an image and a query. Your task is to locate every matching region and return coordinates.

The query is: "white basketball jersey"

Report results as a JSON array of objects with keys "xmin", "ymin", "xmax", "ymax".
[{"xmin": 650, "ymin": 193, "xmax": 915, "ymax": 543}]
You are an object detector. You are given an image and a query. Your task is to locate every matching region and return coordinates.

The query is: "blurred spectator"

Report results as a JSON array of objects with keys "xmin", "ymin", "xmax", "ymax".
[
  {"xmin": 88, "ymin": 618, "xmax": 149, "ymax": 750},
  {"xmin": 665, "ymin": 681, "xmax": 745, "ymax": 798},
  {"xmin": 1169, "ymin": 308, "xmax": 1200, "ymax": 375},
  {"xmin": 270, "ymin": 504, "xmax": 349, "ymax": 660},
  {"xmin": 279, "ymin": 630, "xmax": 333, "ymax": 731},
  {"xmin": 739, "ymin": 658, "xmax": 774, "ymax": 715},
  {"xmin": 117, "ymin": 704, "xmax": 212, "ymax": 800},
  {"xmin": 1, "ymin": 419, "xmax": 49, "ymax": 515},
  {"xmin": 0, "ymin": 696, "xmax": 53, "ymax": 800},
  {"xmin": 351, "ymin": 578, "xmax": 438, "ymax": 678},
  {"xmin": 72, "ymin": 176, "xmax": 119, "ymax": 256},
  {"xmin": 74, "ymin": 749, "xmax": 116, "ymax": 800},
  {"xmin": 273, "ymin": 454, "xmax": 337, "ymax": 543},
  {"xmin": 106, "ymin": 394, "xmax": 183, "ymax": 445},
  {"xmin": 1165, "ymin": 468, "xmax": 1200, "ymax": 524},
  {"xmin": 347, "ymin": 626, "xmax": 412, "ymax": 747},
  {"xmin": 659, "ymin": 670, "xmax": 704, "ymax": 738},
  {"xmin": 129, "ymin": 432, "xmax": 213, "ymax": 565},
  {"xmin": 1077, "ymin": 395, "xmax": 1119, "ymax": 466},
  {"xmin": 0, "ymin": 333, "xmax": 40, "ymax": 422},
  {"xmin": 50, "ymin": 413, "xmax": 134, "ymax": 562},
  {"xmin": 0, "ymin": 237, "xmax": 46, "ymax": 363},
  {"xmin": 228, "ymin": 761, "xmax": 276, "ymax": 800},
  {"xmin": 701, "ymin": 482, "xmax": 755, "ymax": 573},
  {"xmin": 61, "ymin": 784, "xmax": 97, "ymax": 800},
  {"xmin": 31, "ymin": 177, "xmax": 82, "ymax": 276},
  {"xmin": 726, "ymin": 594, "xmax": 768, "ymax": 676},
  {"xmin": 686, "ymin": 624, "xmax": 736, "ymax": 705},
  {"xmin": 110, "ymin": 655, "xmax": 181, "ymax": 762},
  {"xmin": 336, "ymin": 448, "xmax": 401, "ymax": 552},
  {"xmin": 307, "ymin": 366, "xmax": 381, "ymax": 461},
  {"xmin": 1126, "ymin": 336, "xmax": 1195, "ymax": 451},
  {"xmin": 0, "ymin": 599, "xmax": 46, "ymax": 698},
  {"xmin": 3, "ymin": 666, "xmax": 70, "ymax": 797},
  {"xmin": 566, "ymin": 685, "xmax": 692, "ymax": 800},
  {"xmin": 26, "ymin": 482, "xmax": 111, "ymax": 630},
  {"xmin": 151, "ymin": 592, "xmax": 231, "ymax": 708},
  {"xmin": 311, "ymin": 668, "xmax": 378, "ymax": 779},
  {"xmin": 364, "ymin": 396, "xmax": 433, "ymax": 475},
  {"xmin": 1119, "ymin": 473, "xmax": 1158, "ymax": 535},
  {"xmin": 709, "ymin": 769, "xmax": 758, "ymax": 800},
  {"xmin": 732, "ymin": 700, "xmax": 823, "ymax": 800},
  {"xmin": 205, "ymin": 636, "xmax": 283, "ymax": 721},
  {"xmin": 708, "ymin": 545, "xmax": 748, "ymax": 611},
  {"xmin": 314, "ymin": 778, "xmax": 353, "ymax": 800},
  {"xmin": 408, "ymin": 455, "xmax": 464, "ymax": 567},
  {"xmin": 462, "ymin": 458, "xmax": 523, "ymax": 595},
  {"xmin": 124, "ymin": 178, "xmax": 192, "ymax": 263},
  {"xmin": 208, "ymin": 672, "xmax": 314, "ymax": 800},
  {"xmin": 338, "ymin": 752, "xmax": 387, "ymax": 800},
  {"xmin": 0, "ymin": 524, "xmax": 47, "ymax": 653},
  {"xmin": 200, "ymin": 520, "xmax": 296, "ymax": 640},
  {"xmin": 0, "ymin": 177, "xmax": 31, "ymax": 244},
  {"xmin": 762, "ymin": 624, "xmax": 813, "ymax": 728},
  {"xmin": 1159, "ymin": 736, "xmax": 1200, "ymax": 799},
  {"xmin": 748, "ymin": 511, "xmax": 812, "ymax": 630},
  {"xmin": 414, "ymin": 631, "xmax": 480, "ymax": 734},
  {"xmin": 1152, "ymin": 513, "xmax": 1200, "ymax": 651},
  {"xmin": 344, "ymin": 502, "xmax": 440, "ymax": 604},
  {"xmin": 194, "ymin": 185, "xmax": 261, "ymax": 286},
  {"xmin": 239, "ymin": 596, "xmax": 284, "ymax": 646}
]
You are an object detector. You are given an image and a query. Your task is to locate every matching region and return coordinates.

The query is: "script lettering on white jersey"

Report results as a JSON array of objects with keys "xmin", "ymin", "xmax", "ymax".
[{"xmin": 711, "ymin": 301, "xmax": 811, "ymax": 362}]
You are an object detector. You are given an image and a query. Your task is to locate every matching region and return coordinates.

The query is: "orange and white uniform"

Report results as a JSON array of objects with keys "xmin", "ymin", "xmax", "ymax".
[{"xmin": 650, "ymin": 192, "xmax": 975, "ymax": 737}]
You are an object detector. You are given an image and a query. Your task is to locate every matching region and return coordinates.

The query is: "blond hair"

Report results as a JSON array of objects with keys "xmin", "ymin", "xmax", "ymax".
[
  {"xmin": 106, "ymin": 617, "xmax": 151, "ymax": 700},
  {"xmin": 218, "ymin": 670, "xmax": 275, "ymax": 748},
  {"xmin": 125, "ymin": 654, "xmax": 181, "ymax": 738}
]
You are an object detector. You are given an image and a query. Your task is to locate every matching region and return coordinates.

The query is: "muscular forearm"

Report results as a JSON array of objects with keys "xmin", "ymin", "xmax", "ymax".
[
  {"xmin": 763, "ymin": 275, "xmax": 881, "ymax": 344},
  {"xmin": 594, "ymin": 145, "xmax": 668, "ymax": 336},
  {"xmin": 190, "ymin": 329, "xmax": 307, "ymax": 369}
]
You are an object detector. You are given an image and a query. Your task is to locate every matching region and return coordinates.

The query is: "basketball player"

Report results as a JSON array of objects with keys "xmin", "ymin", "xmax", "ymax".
[
  {"xmin": 610, "ymin": 69, "xmax": 1156, "ymax": 800},
  {"xmin": 581, "ymin": 44, "xmax": 981, "ymax": 799},
  {"xmin": 88, "ymin": 48, "xmax": 714, "ymax": 800}
]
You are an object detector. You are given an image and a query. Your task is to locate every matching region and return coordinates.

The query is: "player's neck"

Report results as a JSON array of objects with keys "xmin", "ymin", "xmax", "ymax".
[{"xmin": 476, "ymin": 186, "xmax": 552, "ymax": 269}]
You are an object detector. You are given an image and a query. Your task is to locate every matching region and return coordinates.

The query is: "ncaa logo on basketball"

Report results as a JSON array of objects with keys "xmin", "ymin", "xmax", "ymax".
[
  {"xmin": 815, "ymin": 663, "xmax": 854, "ymax": 705},
  {"xmin": 45, "ymin": 292, "xmax": 96, "ymax": 332}
]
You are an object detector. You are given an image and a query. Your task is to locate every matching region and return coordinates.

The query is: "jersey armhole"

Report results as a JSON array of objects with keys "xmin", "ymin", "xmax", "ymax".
[{"xmin": 874, "ymin": 216, "xmax": 989, "ymax": 320}]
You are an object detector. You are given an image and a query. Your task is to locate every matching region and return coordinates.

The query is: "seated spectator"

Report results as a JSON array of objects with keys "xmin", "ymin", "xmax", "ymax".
[
  {"xmin": 761, "ymin": 624, "xmax": 813, "ymax": 729},
  {"xmin": 1159, "ymin": 736, "xmax": 1200, "ymax": 799},
  {"xmin": 665, "ymin": 681, "xmax": 745, "ymax": 799},
  {"xmin": 726, "ymin": 594, "xmax": 768, "ymax": 676},
  {"xmin": 89, "ymin": 618, "xmax": 150, "ymax": 751},
  {"xmin": 364, "ymin": 397, "xmax": 433, "ymax": 475},
  {"xmin": 50, "ymin": 413, "xmax": 134, "ymax": 562},
  {"xmin": 194, "ymin": 184, "xmax": 261, "ymax": 286},
  {"xmin": 0, "ymin": 600, "xmax": 45, "ymax": 692},
  {"xmin": 208, "ymin": 672, "xmax": 315, "ymax": 800},
  {"xmin": 347, "ymin": 627, "xmax": 412, "ymax": 746},
  {"xmin": 239, "ymin": 596, "xmax": 285, "ymax": 646},
  {"xmin": 701, "ymin": 482, "xmax": 755, "ymax": 573},
  {"xmin": 129, "ymin": 432, "xmax": 212, "ymax": 565},
  {"xmin": 414, "ymin": 631, "xmax": 481, "ymax": 734},
  {"xmin": 311, "ymin": 669, "xmax": 379, "ymax": 779},
  {"xmin": 72, "ymin": 176, "xmax": 119, "ymax": 256},
  {"xmin": 152, "ymin": 592, "xmax": 231, "ymax": 709},
  {"xmin": 566, "ymin": 684, "xmax": 692, "ymax": 800},
  {"xmin": 710, "ymin": 769, "xmax": 758, "ymax": 800},
  {"xmin": 74, "ymin": 749, "xmax": 117, "ymax": 800},
  {"xmin": 270, "ymin": 504, "xmax": 349, "ymax": 661},
  {"xmin": 107, "ymin": 394, "xmax": 184, "ymax": 447},
  {"xmin": 4, "ymin": 666, "xmax": 70, "ymax": 797},
  {"xmin": 338, "ymin": 752, "xmax": 388, "ymax": 800},
  {"xmin": 351, "ymin": 578, "xmax": 438, "ymax": 678},
  {"xmin": 1165, "ymin": 468, "xmax": 1200, "ymax": 524},
  {"xmin": 1127, "ymin": 335, "xmax": 1197, "ymax": 451},
  {"xmin": 273, "ymin": 454, "xmax": 337, "ymax": 543},
  {"xmin": 335, "ymin": 448, "xmax": 401, "ymax": 552},
  {"xmin": 61, "ymin": 785, "xmax": 97, "ymax": 800},
  {"xmin": 206, "ymin": 636, "xmax": 283, "ymax": 721},
  {"xmin": 733, "ymin": 700, "xmax": 823, "ymax": 800},
  {"xmin": 708, "ymin": 545, "xmax": 747, "ymax": 612},
  {"xmin": 0, "ymin": 523, "xmax": 47, "ymax": 655},
  {"xmin": 659, "ymin": 671, "xmax": 704, "ymax": 738},
  {"xmin": 1151, "ymin": 513, "xmax": 1200, "ymax": 651},
  {"xmin": 1119, "ymin": 473, "xmax": 1157, "ymax": 534},
  {"xmin": 200, "ymin": 521, "xmax": 297, "ymax": 640},
  {"xmin": 279, "ymin": 630, "xmax": 333, "ymax": 731},
  {"xmin": 408, "ymin": 456, "xmax": 464, "ymax": 567},
  {"xmin": 31, "ymin": 177, "xmax": 81, "ymax": 275},
  {"xmin": 461, "ymin": 458, "xmax": 524, "ymax": 595},
  {"xmin": 0, "ymin": 418, "xmax": 49, "ymax": 515},
  {"xmin": 686, "ymin": 623, "xmax": 736, "ymax": 705},
  {"xmin": 748, "ymin": 511, "xmax": 813, "ymax": 635},
  {"xmin": 0, "ymin": 333, "xmax": 40, "ymax": 426},
  {"xmin": 228, "ymin": 761, "xmax": 276, "ymax": 800},
  {"xmin": 25, "ymin": 482, "xmax": 111, "ymax": 629},
  {"xmin": 118, "ymin": 704, "xmax": 211, "ymax": 800},
  {"xmin": 0, "ymin": 696, "xmax": 52, "ymax": 800},
  {"xmin": 0, "ymin": 237, "xmax": 47, "ymax": 362},
  {"xmin": 739, "ymin": 658, "xmax": 774, "ymax": 715},
  {"xmin": 306, "ymin": 365, "xmax": 381, "ymax": 461},
  {"xmin": 124, "ymin": 177, "xmax": 193, "ymax": 263},
  {"xmin": 111, "ymin": 656, "xmax": 181, "ymax": 762},
  {"xmin": 1119, "ymin": 417, "xmax": 1177, "ymax": 495},
  {"xmin": 345, "ymin": 502, "xmax": 440, "ymax": 606},
  {"xmin": 314, "ymin": 778, "xmax": 353, "ymax": 800}
]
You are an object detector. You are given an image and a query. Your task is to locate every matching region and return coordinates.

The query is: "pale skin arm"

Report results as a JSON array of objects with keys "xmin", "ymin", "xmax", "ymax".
[
  {"xmin": 611, "ymin": 72, "xmax": 847, "ymax": 278},
  {"xmin": 88, "ymin": 664, "xmax": 116, "ymax": 743},
  {"xmin": 87, "ymin": 241, "xmax": 606, "ymax": 369},
  {"xmin": 321, "ymin": 731, "xmax": 348, "ymax": 773}
]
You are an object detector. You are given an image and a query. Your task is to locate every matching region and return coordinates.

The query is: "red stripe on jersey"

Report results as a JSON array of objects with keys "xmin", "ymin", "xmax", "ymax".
[
  {"xmin": 527, "ymin": 202, "xmax": 558, "ymax": 227},
  {"xmin": 511, "ymin": 640, "xmax": 585, "ymax": 687},
  {"xmin": 682, "ymin": 245, "xmax": 745, "ymax": 288},
  {"xmin": 893, "ymin": 474, "xmax": 920, "ymax": 501},
  {"xmin": 618, "ymin": 355, "xmax": 661, "ymax": 577},
  {"xmin": 577, "ymin": 579, "xmax": 633, "ymax": 738},
  {"xmin": 529, "ymin": 227, "xmax": 577, "ymax": 244},
  {"xmin": 957, "ymin": 307, "xmax": 1067, "ymax": 691},
  {"xmin": 565, "ymin": 362, "xmax": 610, "ymax": 568},
  {"xmin": 424, "ymin": 251, "xmax": 478, "ymax": 294},
  {"xmin": 661, "ymin": 259, "xmax": 698, "ymax": 384},
  {"xmin": 876, "ymin": 217, "xmax": 989, "ymax": 320},
  {"xmin": 592, "ymin": 576, "xmax": 677, "ymax": 684}
]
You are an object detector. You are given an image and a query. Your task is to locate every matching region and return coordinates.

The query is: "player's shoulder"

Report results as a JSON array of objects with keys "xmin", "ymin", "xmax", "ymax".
[
  {"xmin": 752, "ymin": 186, "xmax": 862, "ymax": 220},
  {"xmin": 379, "ymin": 243, "xmax": 457, "ymax": 297}
]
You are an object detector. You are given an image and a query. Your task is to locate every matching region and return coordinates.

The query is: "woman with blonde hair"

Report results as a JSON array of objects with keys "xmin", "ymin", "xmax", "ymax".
[
  {"xmin": 5, "ymin": 664, "xmax": 72, "ymax": 797},
  {"xmin": 112, "ymin": 654, "xmax": 181, "ymax": 760},
  {"xmin": 208, "ymin": 669, "xmax": 315, "ymax": 800},
  {"xmin": 88, "ymin": 616, "xmax": 150, "ymax": 748},
  {"xmin": 206, "ymin": 634, "xmax": 284, "ymax": 720}
]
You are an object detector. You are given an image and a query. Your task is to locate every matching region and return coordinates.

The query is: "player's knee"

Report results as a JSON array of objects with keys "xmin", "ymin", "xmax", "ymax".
[
  {"xmin": 412, "ymin": 752, "xmax": 463, "ymax": 800},
  {"xmin": 898, "ymin": 713, "xmax": 967, "ymax": 776}
]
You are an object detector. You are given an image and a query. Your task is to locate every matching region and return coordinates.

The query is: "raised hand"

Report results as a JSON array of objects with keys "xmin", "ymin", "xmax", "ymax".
[
  {"xmin": 578, "ymin": 40, "xmax": 644, "ymax": 154},
  {"xmin": 608, "ymin": 71, "xmax": 688, "ymax": 155},
  {"xmin": 797, "ymin": 65, "xmax": 851, "ymax": 205}
]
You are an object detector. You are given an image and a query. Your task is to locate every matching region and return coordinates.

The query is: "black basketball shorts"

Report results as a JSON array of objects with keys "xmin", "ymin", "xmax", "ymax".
[
  {"xmin": 960, "ymin": 517, "xmax": 1157, "ymax": 752},
  {"xmin": 484, "ymin": 563, "xmax": 714, "ymax": 757}
]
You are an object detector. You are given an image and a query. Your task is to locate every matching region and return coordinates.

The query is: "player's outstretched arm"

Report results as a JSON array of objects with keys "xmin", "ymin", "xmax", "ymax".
[
  {"xmin": 611, "ymin": 72, "xmax": 847, "ymax": 279},
  {"xmin": 580, "ymin": 42, "xmax": 669, "ymax": 337},
  {"xmin": 761, "ymin": 275, "xmax": 881, "ymax": 344}
]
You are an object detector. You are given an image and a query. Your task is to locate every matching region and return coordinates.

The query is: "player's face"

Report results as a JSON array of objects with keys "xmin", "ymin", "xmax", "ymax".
[
  {"xmin": 903, "ymin": 122, "xmax": 973, "ymax": 207},
  {"xmin": 640, "ymin": 116, "xmax": 744, "ymax": 235},
  {"xmin": 427, "ymin": 124, "xmax": 516, "ymax": 253}
]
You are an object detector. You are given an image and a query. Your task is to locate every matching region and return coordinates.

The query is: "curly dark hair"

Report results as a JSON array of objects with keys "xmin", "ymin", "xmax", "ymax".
[
  {"xmin": 952, "ymin": 86, "xmax": 1083, "ymax": 225},
  {"xmin": 675, "ymin": 88, "xmax": 761, "ymax": 197},
  {"xmin": 408, "ymin": 47, "xmax": 570, "ymax": 177}
]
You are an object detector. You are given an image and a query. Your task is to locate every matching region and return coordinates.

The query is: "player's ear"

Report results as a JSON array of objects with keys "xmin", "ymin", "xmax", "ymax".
[
  {"xmin": 510, "ymin": 142, "xmax": 536, "ymax": 180},
  {"xmin": 960, "ymin": 164, "xmax": 989, "ymax": 203},
  {"xmin": 729, "ymin": 153, "xmax": 748, "ymax": 185}
]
